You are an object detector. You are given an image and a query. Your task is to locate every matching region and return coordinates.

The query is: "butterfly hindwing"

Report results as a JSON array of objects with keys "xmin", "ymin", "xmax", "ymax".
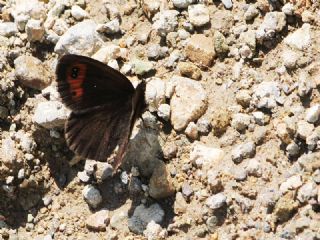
[
  {"xmin": 56, "ymin": 54, "xmax": 135, "ymax": 112},
  {"xmin": 65, "ymin": 100, "xmax": 133, "ymax": 163}
]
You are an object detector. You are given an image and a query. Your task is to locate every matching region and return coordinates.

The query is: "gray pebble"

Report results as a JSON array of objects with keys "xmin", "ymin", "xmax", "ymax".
[
  {"xmin": 231, "ymin": 141, "xmax": 256, "ymax": 163},
  {"xmin": 286, "ymin": 142, "xmax": 300, "ymax": 157},
  {"xmin": 82, "ymin": 185, "xmax": 102, "ymax": 208},
  {"xmin": 128, "ymin": 203, "xmax": 165, "ymax": 234}
]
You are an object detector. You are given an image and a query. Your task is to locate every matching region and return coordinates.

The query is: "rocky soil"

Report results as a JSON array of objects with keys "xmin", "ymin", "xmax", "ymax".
[{"xmin": 0, "ymin": 0, "xmax": 320, "ymax": 239}]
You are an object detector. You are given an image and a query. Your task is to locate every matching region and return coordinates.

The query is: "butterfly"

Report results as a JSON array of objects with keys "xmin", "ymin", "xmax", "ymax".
[{"xmin": 56, "ymin": 54, "xmax": 146, "ymax": 171}]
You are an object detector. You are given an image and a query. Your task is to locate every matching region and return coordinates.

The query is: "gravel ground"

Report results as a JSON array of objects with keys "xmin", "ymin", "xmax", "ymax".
[{"xmin": 0, "ymin": 0, "xmax": 320, "ymax": 239}]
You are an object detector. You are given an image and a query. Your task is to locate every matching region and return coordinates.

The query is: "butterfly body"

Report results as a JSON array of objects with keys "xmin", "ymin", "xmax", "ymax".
[{"xmin": 56, "ymin": 54, "xmax": 146, "ymax": 170}]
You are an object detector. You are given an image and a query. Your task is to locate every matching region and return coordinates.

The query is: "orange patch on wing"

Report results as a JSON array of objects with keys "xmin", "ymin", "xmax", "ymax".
[{"xmin": 67, "ymin": 63, "xmax": 87, "ymax": 100}]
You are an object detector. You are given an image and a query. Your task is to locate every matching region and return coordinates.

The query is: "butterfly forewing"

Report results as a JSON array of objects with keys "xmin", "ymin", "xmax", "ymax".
[{"xmin": 56, "ymin": 54, "xmax": 135, "ymax": 112}]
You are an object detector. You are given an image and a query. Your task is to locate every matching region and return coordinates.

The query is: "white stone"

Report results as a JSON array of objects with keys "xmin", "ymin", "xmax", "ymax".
[
  {"xmin": 157, "ymin": 104, "xmax": 170, "ymax": 121},
  {"xmin": 143, "ymin": 220, "xmax": 167, "ymax": 240},
  {"xmin": 172, "ymin": 0, "xmax": 194, "ymax": 9},
  {"xmin": 170, "ymin": 76, "xmax": 208, "ymax": 131},
  {"xmin": 86, "ymin": 209, "xmax": 109, "ymax": 230},
  {"xmin": 297, "ymin": 120, "xmax": 314, "ymax": 140},
  {"xmin": 11, "ymin": 0, "xmax": 46, "ymax": 20},
  {"xmin": 231, "ymin": 141, "xmax": 256, "ymax": 163},
  {"xmin": 152, "ymin": 10, "xmax": 179, "ymax": 36},
  {"xmin": 206, "ymin": 193, "xmax": 226, "ymax": 209},
  {"xmin": 284, "ymin": 24, "xmax": 311, "ymax": 50},
  {"xmin": 78, "ymin": 171, "xmax": 91, "ymax": 183},
  {"xmin": 305, "ymin": 105, "xmax": 320, "ymax": 123},
  {"xmin": 14, "ymin": 15, "xmax": 29, "ymax": 31},
  {"xmin": 252, "ymin": 111, "xmax": 267, "ymax": 125},
  {"xmin": 221, "ymin": 0, "xmax": 233, "ymax": 9},
  {"xmin": 52, "ymin": 18, "xmax": 68, "ymax": 36},
  {"xmin": 15, "ymin": 130, "xmax": 34, "ymax": 153},
  {"xmin": 256, "ymin": 12, "xmax": 286, "ymax": 42},
  {"xmin": 44, "ymin": 2, "xmax": 66, "ymax": 30},
  {"xmin": 145, "ymin": 78, "xmax": 166, "ymax": 112},
  {"xmin": 0, "ymin": 138, "xmax": 18, "ymax": 167},
  {"xmin": 92, "ymin": 45, "xmax": 121, "ymax": 63},
  {"xmin": 282, "ymin": 3, "xmax": 295, "ymax": 15},
  {"xmin": 33, "ymin": 101, "xmax": 70, "ymax": 129},
  {"xmin": 0, "ymin": 22, "xmax": 18, "ymax": 37},
  {"xmin": 188, "ymin": 4, "xmax": 210, "ymax": 27},
  {"xmin": 252, "ymin": 81, "xmax": 280, "ymax": 109},
  {"xmin": 244, "ymin": 5, "xmax": 259, "ymax": 21},
  {"xmin": 282, "ymin": 49, "xmax": 299, "ymax": 69},
  {"xmin": 96, "ymin": 19, "xmax": 120, "ymax": 34},
  {"xmin": 71, "ymin": 5, "xmax": 88, "ymax": 21},
  {"xmin": 14, "ymin": 55, "xmax": 51, "ymax": 90},
  {"xmin": 108, "ymin": 59, "xmax": 119, "ymax": 70},
  {"xmin": 185, "ymin": 122, "xmax": 198, "ymax": 140},
  {"xmin": 297, "ymin": 181, "xmax": 318, "ymax": 203},
  {"xmin": 190, "ymin": 143, "xmax": 225, "ymax": 169},
  {"xmin": 279, "ymin": 175, "xmax": 303, "ymax": 194},
  {"xmin": 55, "ymin": 20, "xmax": 103, "ymax": 56},
  {"xmin": 231, "ymin": 113, "xmax": 251, "ymax": 131},
  {"xmin": 82, "ymin": 185, "xmax": 102, "ymax": 208},
  {"xmin": 26, "ymin": 19, "xmax": 44, "ymax": 42},
  {"xmin": 246, "ymin": 158, "xmax": 262, "ymax": 177}
]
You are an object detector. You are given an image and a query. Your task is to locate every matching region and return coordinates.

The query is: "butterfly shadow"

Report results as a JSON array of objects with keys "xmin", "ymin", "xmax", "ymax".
[
  {"xmin": 94, "ymin": 119, "xmax": 176, "ymax": 228},
  {"xmin": 32, "ymin": 126, "xmax": 79, "ymax": 189}
]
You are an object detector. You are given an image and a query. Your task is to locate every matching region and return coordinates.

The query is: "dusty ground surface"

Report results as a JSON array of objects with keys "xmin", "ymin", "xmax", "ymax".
[{"xmin": 0, "ymin": 0, "xmax": 320, "ymax": 239}]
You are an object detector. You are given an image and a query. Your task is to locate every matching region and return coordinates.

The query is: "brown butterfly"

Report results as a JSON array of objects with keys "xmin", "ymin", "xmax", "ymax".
[{"xmin": 56, "ymin": 54, "xmax": 146, "ymax": 171}]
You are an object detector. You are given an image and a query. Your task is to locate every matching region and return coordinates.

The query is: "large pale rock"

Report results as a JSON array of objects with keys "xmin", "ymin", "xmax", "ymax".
[
  {"xmin": 11, "ymin": 0, "xmax": 46, "ymax": 20},
  {"xmin": 186, "ymin": 34, "xmax": 215, "ymax": 66},
  {"xmin": 190, "ymin": 143, "xmax": 225, "ymax": 170},
  {"xmin": 284, "ymin": 23, "xmax": 311, "ymax": 50},
  {"xmin": 54, "ymin": 20, "xmax": 103, "ymax": 56},
  {"xmin": 170, "ymin": 76, "xmax": 208, "ymax": 131},
  {"xmin": 0, "ymin": 22, "xmax": 18, "ymax": 37},
  {"xmin": 256, "ymin": 12, "xmax": 286, "ymax": 42},
  {"xmin": 14, "ymin": 55, "xmax": 51, "ymax": 90},
  {"xmin": 188, "ymin": 4, "xmax": 210, "ymax": 27},
  {"xmin": 152, "ymin": 10, "xmax": 179, "ymax": 37},
  {"xmin": 33, "ymin": 101, "xmax": 70, "ymax": 129}
]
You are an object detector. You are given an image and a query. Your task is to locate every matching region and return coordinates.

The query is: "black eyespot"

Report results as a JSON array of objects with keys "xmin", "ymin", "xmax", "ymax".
[{"xmin": 71, "ymin": 67, "xmax": 79, "ymax": 79}]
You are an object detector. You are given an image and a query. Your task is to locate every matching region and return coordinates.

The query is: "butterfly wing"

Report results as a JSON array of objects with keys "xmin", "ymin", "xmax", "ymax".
[
  {"xmin": 56, "ymin": 54, "xmax": 146, "ymax": 170},
  {"xmin": 65, "ymin": 99, "xmax": 134, "ymax": 165},
  {"xmin": 56, "ymin": 54, "xmax": 135, "ymax": 112}
]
